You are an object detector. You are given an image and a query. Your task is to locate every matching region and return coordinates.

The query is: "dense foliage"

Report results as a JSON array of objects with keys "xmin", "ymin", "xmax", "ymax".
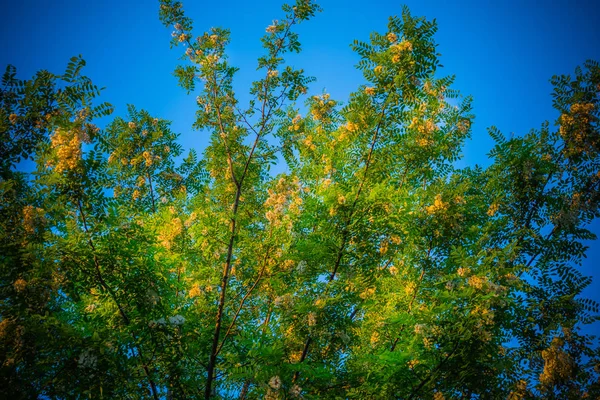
[{"xmin": 1, "ymin": 1, "xmax": 600, "ymax": 398}]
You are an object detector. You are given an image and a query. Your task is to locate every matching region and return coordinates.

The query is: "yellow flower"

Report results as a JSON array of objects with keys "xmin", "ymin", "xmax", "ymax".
[
  {"xmin": 346, "ymin": 121, "xmax": 358, "ymax": 132},
  {"xmin": 374, "ymin": 65, "xmax": 383, "ymax": 75},
  {"xmin": 370, "ymin": 331, "xmax": 380, "ymax": 346},
  {"xmin": 50, "ymin": 128, "xmax": 83, "ymax": 173},
  {"xmin": 128, "ymin": 122, "xmax": 136, "ymax": 129},
  {"xmin": 386, "ymin": 32, "xmax": 398, "ymax": 43},
  {"xmin": 13, "ymin": 278, "xmax": 27, "ymax": 292},
  {"xmin": 487, "ymin": 203, "xmax": 499, "ymax": 217},
  {"xmin": 379, "ymin": 240, "xmax": 389, "ymax": 255},
  {"xmin": 364, "ymin": 86, "xmax": 375, "ymax": 96},
  {"xmin": 289, "ymin": 351, "xmax": 302, "ymax": 363},
  {"xmin": 9, "ymin": 114, "xmax": 18, "ymax": 124},
  {"xmin": 426, "ymin": 194, "xmax": 448, "ymax": 214},
  {"xmin": 188, "ymin": 284, "xmax": 202, "ymax": 298},
  {"xmin": 468, "ymin": 275, "xmax": 487, "ymax": 290}
]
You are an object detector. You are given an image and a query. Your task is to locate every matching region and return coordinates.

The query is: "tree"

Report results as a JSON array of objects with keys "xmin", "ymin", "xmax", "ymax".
[{"xmin": 1, "ymin": 0, "xmax": 600, "ymax": 398}]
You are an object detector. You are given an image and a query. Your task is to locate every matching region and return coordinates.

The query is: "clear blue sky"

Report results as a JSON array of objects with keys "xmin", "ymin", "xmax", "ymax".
[{"xmin": 2, "ymin": 0, "xmax": 599, "ymax": 332}]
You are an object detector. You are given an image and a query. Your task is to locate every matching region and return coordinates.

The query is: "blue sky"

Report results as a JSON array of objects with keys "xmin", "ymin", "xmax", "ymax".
[{"xmin": 2, "ymin": 0, "xmax": 599, "ymax": 332}]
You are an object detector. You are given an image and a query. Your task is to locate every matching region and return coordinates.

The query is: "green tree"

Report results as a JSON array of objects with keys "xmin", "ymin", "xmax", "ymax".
[{"xmin": 1, "ymin": 1, "xmax": 600, "ymax": 399}]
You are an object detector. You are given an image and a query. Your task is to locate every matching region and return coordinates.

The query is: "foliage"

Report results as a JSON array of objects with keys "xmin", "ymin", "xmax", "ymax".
[{"xmin": 1, "ymin": 1, "xmax": 600, "ymax": 399}]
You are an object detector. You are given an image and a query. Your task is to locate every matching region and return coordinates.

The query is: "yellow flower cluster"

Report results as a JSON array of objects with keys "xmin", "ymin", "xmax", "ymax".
[
  {"xmin": 345, "ymin": 121, "xmax": 359, "ymax": 133},
  {"xmin": 472, "ymin": 305, "xmax": 494, "ymax": 326},
  {"xmin": 188, "ymin": 284, "xmax": 202, "ymax": 298},
  {"xmin": 310, "ymin": 93, "xmax": 336, "ymax": 122},
  {"xmin": 288, "ymin": 114, "xmax": 302, "ymax": 132},
  {"xmin": 507, "ymin": 380, "xmax": 529, "ymax": 400},
  {"xmin": 409, "ymin": 117, "xmax": 438, "ymax": 147},
  {"xmin": 264, "ymin": 176, "xmax": 303, "ymax": 230},
  {"xmin": 391, "ymin": 40, "xmax": 413, "ymax": 63},
  {"xmin": 184, "ymin": 212, "xmax": 197, "ymax": 228},
  {"xmin": 50, "ymin": 127, "xmax": 89, "ymax": 173},
  {"xmin": 386, "ymin": 32, "xmax": 398, "ymax": 43},
  {"xmin": 364, "ymin": 86, "xmax": 375, "ymax": 96},
  {"xmin": 266, "ymin": 21, "xmax": 278, "ymax": 33},
  {"xmin": 468, "ymin": 275, "xmax": 487, "ymax": 290},
  {"xmin": 289, "ymin": 350, "xmax": 302, "ymax": 364},
  {"xmin": 539, "ymin": 337, "xmax": 574, "ymax": 389},
  {"xmin": 379, "ymin": 240, "xmax": 389, "ymax": 255},
  {"xmin": 425, "ymin": 194, "xmax": 448, "ymax": 214},
  {"xmin": 23, "ymin": 205, "xmax": 45, "ymax": 234},
  {"xmin": 370, "ymin": 331, "xmax": 380, "ymax": 346},
  {"xmin": 359, "ymin": 287, "xmax": 376, "ymax": 299},
  {"xmin": 267, "ymin": 69, "xmax": 279, "ymax": 78},
  {"xmin": 404, "ymin": 281, "xmax": 416, "ymax": 296},
  {"xmin": 13, "ymin": 278, "xmax": 27, "ymax": 292},
  {"xmin": 487, "ymin": 203, "xmax": 500, "ymax": 216},
  {"xmin": 143, "ymin": 151, "xmax": 153, "ymax": 167},
  {"xmin": 559, "ymin": 102, "xmax": 596, "ymax": 156},
  {"xmin": 158, "ymin": 217, "xmax": 183, "ymax": 250},
  {"xmin": 9, "ymin": 113, "xmax": 18, "ymax": 124},
  {"xmin": 456, "ymin": 119, "xmax": 471, "ymax": 134},
  {"xmin": 307, "ymin": 312, "xmax": 317, "ymax": 326}
]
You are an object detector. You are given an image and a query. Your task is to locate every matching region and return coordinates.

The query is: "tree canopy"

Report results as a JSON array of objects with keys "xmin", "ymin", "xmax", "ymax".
[{"xmin": 1, "ymin": 1, "xmax": 600, "ymax": 398}]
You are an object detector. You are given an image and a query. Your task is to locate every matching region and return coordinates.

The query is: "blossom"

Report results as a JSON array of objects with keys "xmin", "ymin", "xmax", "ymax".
[
  {"xmin": 539, "ymin": 337, "xmax": 574, "ymax": 388},
  {"xmin": 9, "ymin": 113, "xmax": 17, "ymax": 124},
  {"xmin": 468, "ymin": 275, "xmax": 487, "ymax": 290},
  {"xmin": 345, "ymin": 121, "xmax": 358, "ymax": 132},
  {"xmin": 23, "ymin": 205, "xmax": 44, "ymax": 234},
  {"xmin": 370, "ymin": 331, "xmax": 380, "ymax": 346},
  {"xmin": 364, "ymin": 86, "xmax": 375, "ymax": 96},
  {"xmin": 308, "ymin": 312, "xmax": 317, "ymax": 326},
  {"xmin": 267, "ymin": 69, "xmax": 279, "ymax": 78},
  {"xmin": 13, "ymin": 278, "xmax": 27, "ymax": 292},
  {"xmin": 128, "ymin": 121, "xmax": 136, "ymax": 129},
  {"xmin": 289, "ymin": 384, "xmax": 302, "ymax": 398},
  {"xmin": 487, "ymin": 203, "xmax": 500, "ymax": 216},
  {"xmin": 426, "ymin": 194, "xmax": 448, "ymax": 215},
  {"xmin": 268, "ymin": 376, "xmax": 282, "ymax": 390},
  {"xmin": 290, "ymin": 351, "xmax": 303, "ymax": 363},
  {"xmin": 386, "ymin": 32, "xmax": 398, "ymax": 43},
  {"xmin": 389, "ymin": 266, "xmax": 398, "ymax": 275}
]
